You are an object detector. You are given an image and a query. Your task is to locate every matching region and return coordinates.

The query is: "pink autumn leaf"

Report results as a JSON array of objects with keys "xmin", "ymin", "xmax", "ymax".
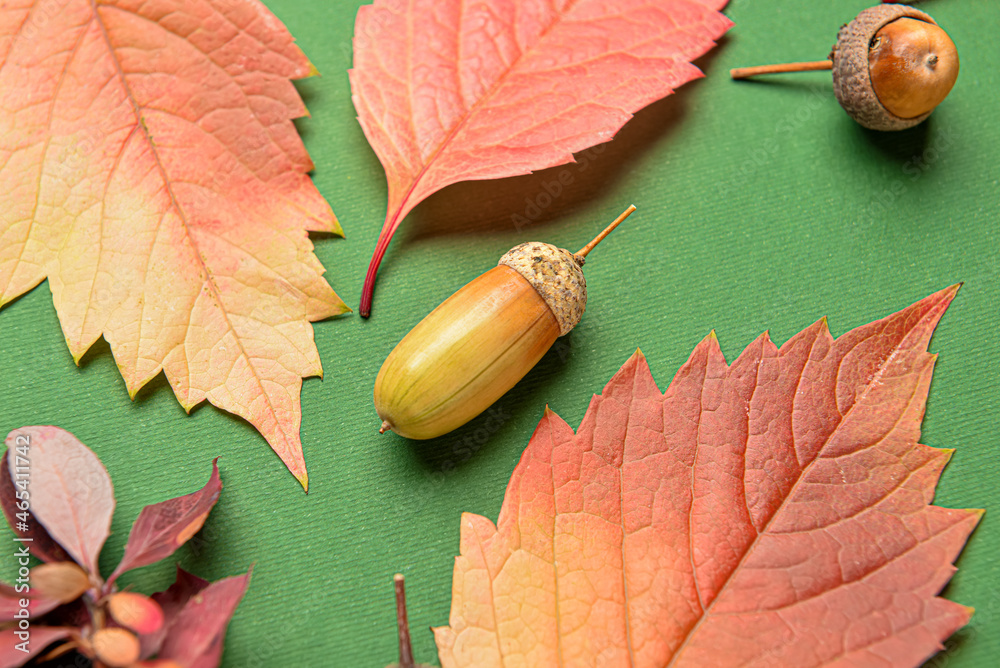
[
  {"xmin": 108, "ymin": 459, "xmax": 222, "ymax": 587},
  {"xmin": 0, "ymin": 626, "xmax": 72, "ymax": 668},
  {"xmin": 0, "ymin": 450, "xmax": 71, "ymax": 564},
  {"xmin": 157, "ymin": 568, "xmax": 252, "ymax": 668},
  {"xmin": 351, "ymin": 0, "xmax": 732, "ymax": 315},
  {"xmin": 0, "ymin": 587, "xmax": 60, "ymax": 622},
  {"xmin": 4, "ymin": 427, "xmax": 113, "ymax": 575}
]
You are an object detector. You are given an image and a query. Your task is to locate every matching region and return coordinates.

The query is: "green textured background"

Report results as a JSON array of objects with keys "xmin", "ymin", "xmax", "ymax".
[{"xmin": 1, "ymin": 0, "xmax": 997, "ymax": 665}]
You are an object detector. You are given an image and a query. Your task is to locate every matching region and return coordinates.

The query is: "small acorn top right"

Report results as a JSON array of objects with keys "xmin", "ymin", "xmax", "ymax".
[
  {"xmin": 832, "ymin": 4, "xmax": 959, "ymax": 131},
  {"xmin": 731, "ymin": 4, "xmax": 959, "ymax": 132}
]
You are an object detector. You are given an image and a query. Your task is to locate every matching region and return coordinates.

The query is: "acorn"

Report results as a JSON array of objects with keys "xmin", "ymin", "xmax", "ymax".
[
  {"xmin": 731, "ymin": 4, "xmax": 959, "ymax": 131},
  {"xmin": 374, "ymin": 206, "xmax": 635, "ymax": 440}
]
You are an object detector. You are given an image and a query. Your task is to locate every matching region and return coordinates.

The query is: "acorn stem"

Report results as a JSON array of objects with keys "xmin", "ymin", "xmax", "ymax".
[
  {"xmin": 394, "ymin": 574, "xmax": 415, "ymax": 668},
  {"xmin": 730, "ymin": 60, "xmax": 832, "ymax": 79},
  {"xmin": 575, "ymin": 205, "xmax": 636, "ymax": 258}
]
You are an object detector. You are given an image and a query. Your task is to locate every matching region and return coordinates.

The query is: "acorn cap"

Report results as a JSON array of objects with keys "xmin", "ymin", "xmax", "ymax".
[
  {"xmin": 831, "ymin": 4, "xmax": 937, "ymax": 131},
  {"xmin": 499, "ymin": 242, "xmax": 586, "ymax": 336}
]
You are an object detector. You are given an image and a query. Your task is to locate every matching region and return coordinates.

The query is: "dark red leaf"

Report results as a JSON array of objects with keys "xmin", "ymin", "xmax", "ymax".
[
  {"xmin": 3, "ymin": 427, "xmax": 114, "ymax": 574},
  {"xmin": 0, "ymin": 450, "xmax": 71, "ymax": 564},
  {"xmin": 0, "ymin": 626, "xmax": 71, "ymax": 668},
  {"xmin": 108, "ymin": 460, "xmax": 222, "ymax": 586},
  {"xmin": 140, "ymin": 567, "xmax": 210, "ymax": 659},
  {"xmin": 157, "ymin": 568, "xmax": 252, "ymax": 668},
  {"xmin": 0, "ymin": 586, "xmax": 60, "ymax": 622}
]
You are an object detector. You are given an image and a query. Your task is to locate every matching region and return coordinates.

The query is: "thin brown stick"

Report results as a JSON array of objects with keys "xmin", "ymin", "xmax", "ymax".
[
  {"xmin": 730, "ymin": 60, "xmax": 832, "ymax": 79},
  {"xmin": 394, "ymin": 574, "xmax": 415, "ymax": 668},
  {"xmin": 575, "ymin": 205, "xmax": 636, "ymax": 259},
  {"xmin": 36, "ymin": 641, "xmax": 78, "ymax": 663}
]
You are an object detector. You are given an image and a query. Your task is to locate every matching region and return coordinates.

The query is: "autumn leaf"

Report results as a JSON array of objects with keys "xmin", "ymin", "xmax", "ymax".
[
  {"xmin": 0, "ymin": 589, "xmax": 61, "ymax": 621},
  {"xmin": 156, "ymin": 568, "xmax": 252, "ymax": 666},
  {"xmin": 5, "ymin": 426, "xmax": 113, "ymax": 575},
  {"xmin": 142, "ymin": 566, "xmax": 211, "ymax": 658},
  {"xmin": 108, "ymin": 458, "xmax": 222, "ymax": 586},
  {"xmin": 1, "ymin": 427, "xmax": 246, "ymax": 667},
  {"xmin": 350, "ymin": 0, "xmax": 732, "ymax": 315},
  {"xmin": 435, "ymin": 286, "xmax": 980, "ymax": 667},
  {"xmin": 0, "ymin": 627, "xmax": 72, "ymax": 668},
  {"xmin": 0, "ymin": 450, "xmax": 72, "ymax": 564},
  {"xmin": 0, "ymin": 0, "xmax": 347, "ymax": 489}
]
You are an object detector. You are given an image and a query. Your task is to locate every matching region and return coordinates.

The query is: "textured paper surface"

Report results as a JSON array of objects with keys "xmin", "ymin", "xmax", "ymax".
[{"xmin": 0, "ymin": 0, "xmax": 996, "ymax": 665}]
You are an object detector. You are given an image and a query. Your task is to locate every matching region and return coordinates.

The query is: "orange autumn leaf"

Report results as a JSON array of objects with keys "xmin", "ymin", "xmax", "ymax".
[
  {"xmin": 0, "ymin": 1, "xmax": 347, "ymax": 488},
  {"xmin": 435, "ymin": 286, "xmax": 980, "ymax": 667}
]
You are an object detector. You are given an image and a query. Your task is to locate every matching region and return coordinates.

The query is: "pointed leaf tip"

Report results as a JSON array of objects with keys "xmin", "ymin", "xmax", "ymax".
[
  {"xmin": 157, "ymin": 568, "xmax": 252, "ymax": 664},
  {"xmin": 110, "ymin": 458, "xmax": 223, "ymax": 584}
]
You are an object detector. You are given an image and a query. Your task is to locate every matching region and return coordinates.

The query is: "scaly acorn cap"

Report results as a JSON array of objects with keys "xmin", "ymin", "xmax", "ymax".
[
  {"xmin": 498, "ymin": 242, "xmax": 586, "ymax": 336},
  {"xmin": 831, "ymin": 4, "xmax": 937, "ymax": 131}
]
